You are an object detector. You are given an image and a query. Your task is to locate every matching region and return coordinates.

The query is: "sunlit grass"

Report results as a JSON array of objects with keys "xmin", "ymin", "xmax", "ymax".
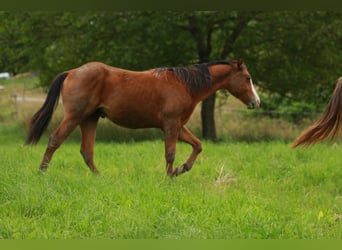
[
  {"xmin": 0, "ymin": 122, "xmax": 341, "ymax": 239},
  {"xmin": 1, "ymin": 77, "xmax": 341, "ymax": 239}
]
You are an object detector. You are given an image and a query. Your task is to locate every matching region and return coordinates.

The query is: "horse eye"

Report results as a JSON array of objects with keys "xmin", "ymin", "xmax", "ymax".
[{"xmin": 246, "ymin": 77, "xmax": 251, "ymax": 82}]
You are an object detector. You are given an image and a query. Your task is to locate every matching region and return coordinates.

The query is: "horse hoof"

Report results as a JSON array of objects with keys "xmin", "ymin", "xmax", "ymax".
[
  {"xmin": 40, "ymin": 167, "xmax": 47, "ymax": 172},
  {"xmin": 38, "ymin": 167, "xmax": 47, "ymax": 175},
  {"xmin": 172, "ymin": 164, "xmax": 190, "ymax": 177},
  {"xmin": 181, "ymin": 163, "xmax": 191, "ymax": 172},
  {"xmin": 92, "ymin": 169, "xmax": 100, "ymax": 175}
]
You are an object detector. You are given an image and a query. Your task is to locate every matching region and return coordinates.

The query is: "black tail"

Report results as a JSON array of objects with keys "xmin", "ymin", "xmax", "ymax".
[{"xmin": 25, "ymin": 72, "xmax": 68, "ymax": 145}]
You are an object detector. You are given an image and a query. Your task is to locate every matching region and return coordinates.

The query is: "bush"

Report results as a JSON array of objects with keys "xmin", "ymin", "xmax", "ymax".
[{"xmin": 257, "ymin": 92, "xmax": 318, "ymax": 123}]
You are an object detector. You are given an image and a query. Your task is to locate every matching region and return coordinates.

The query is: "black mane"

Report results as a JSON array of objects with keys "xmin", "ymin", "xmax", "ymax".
[{"xmin": 154, "ymin": 60, "xmax": 234, "ymax": 93}]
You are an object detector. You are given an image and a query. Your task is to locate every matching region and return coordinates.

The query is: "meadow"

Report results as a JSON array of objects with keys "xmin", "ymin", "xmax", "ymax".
[{"xmin": 0, "ymin": 77, "xmax": 341, "ymax": 239}]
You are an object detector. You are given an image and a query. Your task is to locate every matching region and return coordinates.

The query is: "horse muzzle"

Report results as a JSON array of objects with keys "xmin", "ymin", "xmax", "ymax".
[{"xmin": 247, "ymin": 99, "xmax": 260, "ymax": 109}]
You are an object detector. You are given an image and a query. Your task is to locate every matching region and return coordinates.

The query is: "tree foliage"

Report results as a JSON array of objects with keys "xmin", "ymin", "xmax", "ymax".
[
  {"xmin": 173, "ymin": 11, "xmax": 261, "ymax": 140},
  {"xmin": 235, "ymin": 11, "xmax": 342, "ymax": 110},
  {"xmin": 2, "ymin": 11, "xmax": 342, "ymax": 136}
]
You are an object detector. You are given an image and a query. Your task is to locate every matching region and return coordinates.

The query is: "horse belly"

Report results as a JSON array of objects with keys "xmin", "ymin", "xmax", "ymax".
[{"xmin": 104, "ymin": 105, "xmax": 161, "ymax": 129}]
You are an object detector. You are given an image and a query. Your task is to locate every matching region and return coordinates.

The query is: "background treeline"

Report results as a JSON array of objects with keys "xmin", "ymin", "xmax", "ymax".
[{"xmin": 1, "ymin": 11, "xmax": 342, "ymax": 140}]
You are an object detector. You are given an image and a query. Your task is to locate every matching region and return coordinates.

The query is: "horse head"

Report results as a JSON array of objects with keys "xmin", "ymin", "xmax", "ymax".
[{"xmin": 225, "ymin": 59, "xmax": 260, "ymax": 109}]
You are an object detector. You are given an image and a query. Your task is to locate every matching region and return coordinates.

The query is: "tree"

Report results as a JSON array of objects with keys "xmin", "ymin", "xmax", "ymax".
[
  {"xmin": 2, "ymin": 11, "xmax": 342, "ymax": 133},
  {"xmin": 177, "ymin": 11, "xmax": 260, "ymax": 140},
  {"xmin": 235, "ymin": 11, "xmax": 342, "ymax": 114},
  {"xmin": 23, "ymin": 12, "xmax": 197, "ymax": 87},
  {"xmin": 0, "ymin": 12, "xmax": 31, "ymax": 74}
]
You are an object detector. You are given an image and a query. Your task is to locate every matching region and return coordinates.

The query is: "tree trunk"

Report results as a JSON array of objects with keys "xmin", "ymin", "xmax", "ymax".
[
  {"xmin": 201, "ymin": 93, "xmax": 217, "ymax": 141},
  {"xmin": 181, "ymin": 12, "xmax": 256, "ymax": 142}
]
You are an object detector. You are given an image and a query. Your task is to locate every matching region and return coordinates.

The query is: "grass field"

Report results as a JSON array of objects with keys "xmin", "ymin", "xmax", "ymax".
[
  {"xmin": 0, "ymin": 77, "xmax": 342, "ymax": 239},
  {"xmin": 0, "ymin": 122, "xmax": 342, "ymax": 239}
]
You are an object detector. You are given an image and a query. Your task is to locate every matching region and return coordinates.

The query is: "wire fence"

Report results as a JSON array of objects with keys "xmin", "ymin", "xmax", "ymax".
[
  {"xmin": 0, "ymin": 90, "xmax": 323, "ymax": 123},
  {"xmin": 1, "ymin": 87, "xmax": 325, "ymax": 143},
  {"xmin": 0, "ymin": 90, "xmax": 19, "ymax": 121}
]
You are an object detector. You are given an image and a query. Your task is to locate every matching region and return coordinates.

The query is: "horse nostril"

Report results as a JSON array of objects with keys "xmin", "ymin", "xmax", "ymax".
[
  {"xmin": 247, "ymin": 102, "xmax": 255, "ymax": 109},
  {"xmin": 248, "ymin": 99, "xmax": 260, "ymax": 109}
]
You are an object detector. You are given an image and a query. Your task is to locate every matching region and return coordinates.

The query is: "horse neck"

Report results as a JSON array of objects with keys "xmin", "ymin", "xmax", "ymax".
[{"xmin": 191, "ymin": 64, "xmax": 232, "ymax": 103}]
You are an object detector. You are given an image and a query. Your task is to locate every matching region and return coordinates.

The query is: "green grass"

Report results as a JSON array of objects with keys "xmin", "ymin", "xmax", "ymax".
[
  {"xmin": 1, "ymin": 76, "xmax": 341, "ymax": 239},
  {"xmin": 0, "ymin": 123, "xmax": 341, "ymax": 239}
]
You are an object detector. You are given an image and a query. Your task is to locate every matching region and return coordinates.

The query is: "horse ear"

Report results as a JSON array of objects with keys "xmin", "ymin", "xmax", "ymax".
[{"xmin": 237, "ymin": 58, "xmax": 243, "ymax": 70}]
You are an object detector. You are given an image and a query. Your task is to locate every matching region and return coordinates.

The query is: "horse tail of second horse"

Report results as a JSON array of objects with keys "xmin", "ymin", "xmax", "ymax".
[
  {"xmin": 292, "ymin": 77, "xmax": 342, "ymax": 148},
  {"xmin": 25, "ymin": 72, "xmax": 68, "ymax": 145}
]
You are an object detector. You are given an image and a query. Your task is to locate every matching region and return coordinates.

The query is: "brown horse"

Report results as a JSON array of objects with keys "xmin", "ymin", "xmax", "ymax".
[
  {"xmin": 292, "ymin": 77, "xmax": 342, "ymax": 148},
  {"xmin": 26, "ymin": 60, "xmax": 260, "ymax": 177}
]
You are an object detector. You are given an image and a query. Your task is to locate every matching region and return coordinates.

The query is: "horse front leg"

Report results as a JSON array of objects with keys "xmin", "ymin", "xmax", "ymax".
[
  {"xmin": 80, "ymin": 114, "xmax": 100, "ymax": 174},
  {"xmin": 162, "ymin": 119, "xmax": 180, "ymax": 177},
  {"xmin": 173, "ymin": 126, "xmax": 202, "ymax": 176},
  {"xmin": 164, "ymin": 137, "xmax": 177, "ymax": 177}
]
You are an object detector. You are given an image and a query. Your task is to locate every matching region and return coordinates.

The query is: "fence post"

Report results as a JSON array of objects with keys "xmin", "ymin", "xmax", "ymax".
[{"xmin": 11, "ymin": 91, "xmax": 18, "ymax": 119}]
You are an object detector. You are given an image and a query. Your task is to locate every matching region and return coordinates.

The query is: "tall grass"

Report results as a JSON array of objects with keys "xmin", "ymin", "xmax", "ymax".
[{"xmin": 0, "ymin": 122, "xmax": 342, "ymax": 239}]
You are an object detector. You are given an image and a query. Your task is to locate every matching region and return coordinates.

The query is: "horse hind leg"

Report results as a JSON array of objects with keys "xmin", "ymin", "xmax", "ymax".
[
  {"xmin": 40, "ymin": 117, "xmax": 78, "ymax": 171},
  {"xmin": 80, "ymin": 114, "xmax": 100, "ymax": 174}
]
